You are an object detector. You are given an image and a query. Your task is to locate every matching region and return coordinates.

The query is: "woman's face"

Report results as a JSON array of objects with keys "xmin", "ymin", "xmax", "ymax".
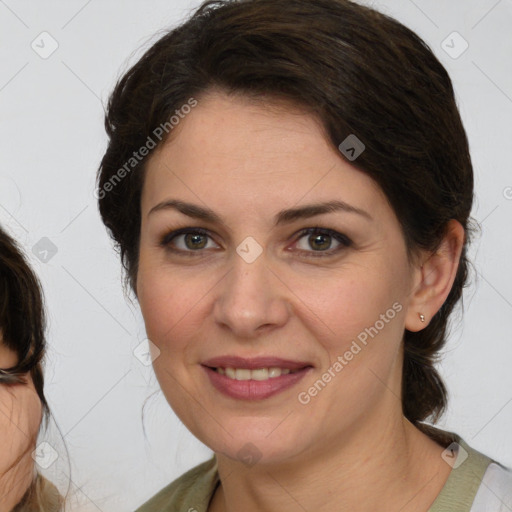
[
  {"xmin": 137, "ymin": 91, "xmax": 422, "ymax": 464},
  {"xmin": 0, "ymin": 340, "xmax": 42, "ymax": 507}
]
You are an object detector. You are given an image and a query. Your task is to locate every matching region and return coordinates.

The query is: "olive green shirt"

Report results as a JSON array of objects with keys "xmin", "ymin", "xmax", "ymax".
[{"xmin": 135, "ymin": 428, "xmax": 497, "ymax": 512}]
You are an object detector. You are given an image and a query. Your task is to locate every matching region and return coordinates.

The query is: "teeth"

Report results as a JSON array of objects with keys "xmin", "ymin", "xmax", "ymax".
[
  {"xmin": 269, "ymin": 367, "xmax": 285, "ymax": 378},
  {"xmin": 235, "ymin": 369, "xmax": 251, "ymax": 380},
  {"xmin": 252, "ymin": 368, "xmax": 269, "ymax": 381},
  {"xmin": 217, "ymin": 367, "xmax": 293, "ymax": 380}
]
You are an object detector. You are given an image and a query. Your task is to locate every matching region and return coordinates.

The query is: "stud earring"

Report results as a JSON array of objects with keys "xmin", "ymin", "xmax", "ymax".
[{"xmin": 419, "ymin": 313, "xmax": 426, "ymax": 323}]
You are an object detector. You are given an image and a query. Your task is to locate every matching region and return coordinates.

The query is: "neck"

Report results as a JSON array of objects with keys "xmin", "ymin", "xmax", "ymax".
[{"xmin": 210, "ymin": 410, "xmax": 452, "ymax": 512}]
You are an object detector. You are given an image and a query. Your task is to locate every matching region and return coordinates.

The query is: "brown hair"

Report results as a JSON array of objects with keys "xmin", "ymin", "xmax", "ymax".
[
  {"xmin": 97, "ymin": 0, "xmax": 475, "ymax": 432},
  {"xmin": 0, "ymin": 225, "xmax": 64, "ymax": 510},
  {"xmin": 0, "ymin": 229, "xmax": 47, "ymax": 400}
]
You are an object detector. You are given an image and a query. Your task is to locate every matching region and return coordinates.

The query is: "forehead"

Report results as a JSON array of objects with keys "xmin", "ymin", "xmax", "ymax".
[
  {"xmin": 153, "ymin": 91, "xmax": 330, "ymax": 167},
  {"xmin": 141, "ymin": 91, "xmax": 388, "ymax": 222}
]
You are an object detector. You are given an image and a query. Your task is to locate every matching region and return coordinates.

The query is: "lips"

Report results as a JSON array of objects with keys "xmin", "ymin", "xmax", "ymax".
[{"xmin": 201, "ymin": 355, "xmax": 313, "ymax": 400}]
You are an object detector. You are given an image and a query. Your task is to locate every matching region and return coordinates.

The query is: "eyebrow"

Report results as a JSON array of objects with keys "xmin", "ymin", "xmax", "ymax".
[{"xmin": 148, "ymin": 199, "xmax": 372, "ymax": 226}]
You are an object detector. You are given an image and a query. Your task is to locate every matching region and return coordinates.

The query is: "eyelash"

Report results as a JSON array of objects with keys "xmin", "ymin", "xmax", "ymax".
[{"xmin": 159, "ymin": 227, "xmax": 352, "ymax": 258}]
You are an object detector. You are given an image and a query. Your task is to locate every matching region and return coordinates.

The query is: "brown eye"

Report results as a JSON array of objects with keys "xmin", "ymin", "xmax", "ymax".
[
  {"xmin": 293, "ymin": 228, "xmax": 352, "ymax": 257},
  {"xmin": 160, "ymin": 228, "xmax": 218, "ymax": 255},
  {"xmin": 307, "ymin": 233, "xmax": 332, "ymax": 251},
  {"xmin": 183, "ymin": 232, "xmax": 208, "ymax": 250}
]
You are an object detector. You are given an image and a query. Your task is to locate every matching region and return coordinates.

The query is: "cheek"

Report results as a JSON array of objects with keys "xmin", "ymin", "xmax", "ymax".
[
  {"xmin": 333, "ymin": 282, "xmax": 403, "ymax": 346},
  {"xmin": 0, "ymin": 383, "xmax": 42, "ymax": 474},
  {"xmin": 291, "ymin": 262, "xmax": 406, "ymax": 350},
  {"xmin": 291, "ymin": 266, "xmax": 408, "ymax": 417},
  {"xmin": 293, "ymin": 270, "xmax": 407, "ymax": 421},
  {"xmin": 137, "ymin": 262, "xmax": 209, "ymax": 354}
]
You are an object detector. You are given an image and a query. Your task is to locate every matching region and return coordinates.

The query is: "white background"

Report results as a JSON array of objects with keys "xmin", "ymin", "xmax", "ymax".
[{"xmin": 0, "ymin": 0, "xmax": 511, "ymax": 510}]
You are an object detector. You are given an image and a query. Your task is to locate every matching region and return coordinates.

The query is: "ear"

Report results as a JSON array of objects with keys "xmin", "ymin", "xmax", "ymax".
[{"xmin": 405, "ymin": 219, "xmax": 465, "ymax": 332}]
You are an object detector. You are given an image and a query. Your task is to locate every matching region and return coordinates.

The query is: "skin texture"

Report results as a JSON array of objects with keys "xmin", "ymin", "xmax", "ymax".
[
  {"xmin": 0, "ymin": 341, "xmax": 42, "ymax": 512},
  {"xmin": 137, "ymin": 90, "xmax": 465, "ymax": 512}
]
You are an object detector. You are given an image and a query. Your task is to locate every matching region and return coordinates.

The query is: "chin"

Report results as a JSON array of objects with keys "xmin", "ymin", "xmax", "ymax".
[{"xmin": 203, "ymin": 420, "xmax": 310, "ymax": 467}]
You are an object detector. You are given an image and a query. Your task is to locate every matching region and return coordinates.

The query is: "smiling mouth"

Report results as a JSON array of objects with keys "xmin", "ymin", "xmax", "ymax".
[
  {"xmin": 210, "ymin": 366, "xmax": 305, "ymax": 380},
  {"xmin": 201, "ymin": 360, "xmax": 313, "ymax": 400}
]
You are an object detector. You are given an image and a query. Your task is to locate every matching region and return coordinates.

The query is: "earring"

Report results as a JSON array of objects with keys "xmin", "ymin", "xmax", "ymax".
[{"xmin": 419, "ymin": 313, "xmax": 426, "ymax": 323}]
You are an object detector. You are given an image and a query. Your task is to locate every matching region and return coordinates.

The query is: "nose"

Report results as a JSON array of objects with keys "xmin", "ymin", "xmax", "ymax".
[{"xmin": 213, "ymin": 249, "xmax": 291, "ymax": 339}]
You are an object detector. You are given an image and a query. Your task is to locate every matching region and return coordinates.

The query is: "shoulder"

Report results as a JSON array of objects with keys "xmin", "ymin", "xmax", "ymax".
[
  {"xmin": 471, "ymin": 462, "xmax": 512, "ymax": 511},
  {"xmin": 135, "ymin": 455, "xmax": 219, "ymax": 512},
  {"xmin": 423, "ymin": 424, "xmax": 512, "ymax": 512}
]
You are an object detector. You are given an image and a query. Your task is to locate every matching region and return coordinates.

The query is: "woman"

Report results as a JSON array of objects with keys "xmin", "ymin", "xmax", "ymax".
[
  {"xmin": 0, "ymin": 225, "xmax": 63, "ymax": 511},
  {"xmin": 97, "ymin": 0, "xmax": 512, "ymax": 510}
]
